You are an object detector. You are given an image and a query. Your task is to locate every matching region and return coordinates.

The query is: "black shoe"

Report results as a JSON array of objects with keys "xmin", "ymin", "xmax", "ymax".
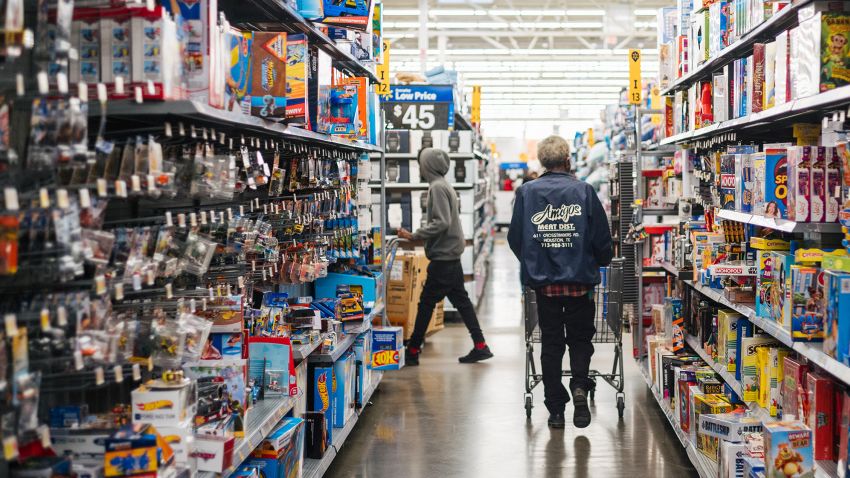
[
  {"xmin": 458, "ymin": 346, "xmax": 494, "ymax": 363},
  {"xmin": 405, "ymin": 349, "xmax": 419, "ymax": 366},
  {"xmin": 548, "ymin": 412, "xmax": 566, "ymax": 429},
  {"xmin": 572, "ymin": 388, "xmax": 591, "ymax": 428}
]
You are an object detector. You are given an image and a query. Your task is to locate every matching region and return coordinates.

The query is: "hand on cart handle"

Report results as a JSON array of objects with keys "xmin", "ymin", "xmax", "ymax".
[{"xmin": 397, "ymin": 228, "xmax": 414, "ymax": 240}]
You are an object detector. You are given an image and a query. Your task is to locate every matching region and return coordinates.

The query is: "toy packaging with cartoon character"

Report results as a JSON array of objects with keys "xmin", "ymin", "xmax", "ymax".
[
  {"xmin": 792, "ymin": 8, "xmax": 850, "ymax": 97},
  {"xmin": 790, "ymin": 266, "xmax": 825, "ymax": 342},
  {"xmin": 757, "ymin": 250, "xmax": 776, "ymax": 320},
  {"xmin": 763, "ymin": 421, "xmax": 814, "ymax": 478},
  {"xmin": 321, "ymin": 0, "xmax": 374, "ymax": 32},
  {"xmin": 764, "ymin": 147, "xmax": 789, "ymax": 219},
  {"xmin": 249, "ymin": 32, "xmax": 287, "ymax": 120}
]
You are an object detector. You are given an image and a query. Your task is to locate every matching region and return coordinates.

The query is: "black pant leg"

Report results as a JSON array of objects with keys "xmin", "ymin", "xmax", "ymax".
[
  {"xmin": 536, "ymin": 293, "xmax": 569, "ymax": 414},
  {"xmin": 443, "ymin": 260, "xmax": 486, "ymax": 344},
  {"xmin": 564, "ymin": 294, "xmax": 597, "ymax": 392},
  {"xmin": 407, "ymin": 262, "xmax": 450, "ymax": 350}
]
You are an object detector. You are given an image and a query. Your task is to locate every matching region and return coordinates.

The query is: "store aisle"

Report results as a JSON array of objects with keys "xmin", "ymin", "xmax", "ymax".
[{"xmin": 328, "ymin": 237, "xmax": 698, "ymax": 478}]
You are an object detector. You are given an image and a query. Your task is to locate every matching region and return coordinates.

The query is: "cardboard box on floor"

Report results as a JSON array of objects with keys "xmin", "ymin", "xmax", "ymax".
[{"xmin": 378, "ymin": 251, "xmax": 444, "ymax": 339}]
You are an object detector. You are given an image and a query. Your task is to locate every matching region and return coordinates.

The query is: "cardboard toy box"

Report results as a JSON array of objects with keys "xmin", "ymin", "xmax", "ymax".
[
  {"xmin": 740, "ymin": 337, "xmax": 780, "ymax": 402},
  {"xmin": 825, "ymin": 270, "xmax": 850, "ymax": 363},
  {"xmin": 782, "ymin": 356, "xmax": 809, "ymax": 420},
  {"xmin": 700, "ymin": 411, "xmax": 764, "ymax": 442},
  {"xmin": 770, "ymin": 252, "xmax": 795, "ymax": 330},
  {"xmin": 104, "ymin": 424, "xmax": 174, "ymax": 477},
  {"xmin": 719, "ymin": 440, "xmax": 748, "ymax": 478},
  {"xmin": 370, "ymin": 326, "xmax": 404, "ymax": 370},
  {"xmin": 792, "ymin": 10, "xmax": 850, "ymax": 99},
  {"xmin": 384, "ymin": 130, "xmax": 411, "ymax": 154},
  {"xmin": 353, "ymin": 332, "xmax": 372, "ymax": 406},
  {"xmin": 249, "ymin": 32, "xmax": 287, "ymax": 120},
  {"xmin": 806, "ymin": 373, "xmax": 835, "ymax": 460},
  {"xmin": 248, "ymin": 417, "xmax": 305, "ymax": 478},
  {"xmin": 695, "ymin": 394, "xmax": 734, "ymax": 461},
  {"xmin": 309, "ymin": 365, "xmax": 335, "ymax": 446},
  {"xmin": 764, "ymin": 148, "xmax": 789, "ymax": 219},
  {"xmin": 756, "ymin": 251, "xmax": 777, "ymax": 320},
  {"xmin": 193, "ymin": 434, "xmax": 235, "ymax": 473},
  {"xmin": 333, "ymin": 352, "xmax": 357, "ymax": 428},
  {"xmin": 791, "ymin": 266, "xmax": 825, "ymax": 342},
  {"xmin": 131, "ymin": 379, "xmax": 197, "ymax": 427},
  {"xmin": 717, "ymin": 309, "xmax": 743, "ymax": 372},
  {"xmin": 763, "ymin": 421, "xmax": 814, "ymax": 478},
  {"xmin": 303, "ymin": 411, "xmax": 327, "ymax": 460},
  {"xmin": 315, "ymin": 270, "xmax": 384, "ymax": 309}
]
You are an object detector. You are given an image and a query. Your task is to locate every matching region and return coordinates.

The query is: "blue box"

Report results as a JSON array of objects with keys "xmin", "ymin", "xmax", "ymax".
[
  {"xmin": 825, "ymin": 271, "xmax": 850, "ymax": 364},
  {"xmin": 764, "ymin": 148, "xmax": 789, "ymax": 219},
  {"xmin": 734, "ymin": 318, "xmax": 754, "ymax": 381},
  {"xmin": 248, "ymin": 417, "xmax": 304, "ymax": 478},
  {"xmin": 370, "ymin": 327, "xmax": 404, "ymax": 371},
  {"xmin": 353, "ymin": 333, "xmax": 372, "ymax": 406},
  {"xmin": 790, "ymin": 266, "xmax": 825, "ymax": 343},
  {"xmin": 315, "ymin": 271, "xmax": 384, "ymax": 309},
  {"xmin": 49, "ymin": 405, "xmax": 88, "ymax": 428},
  {"xmin": 333, "ymin": 352, "xmax": 356, "ymax": 428},
  {"xmin": 310, "ymin": 365, "xmax": 335, "ymax": 445}
]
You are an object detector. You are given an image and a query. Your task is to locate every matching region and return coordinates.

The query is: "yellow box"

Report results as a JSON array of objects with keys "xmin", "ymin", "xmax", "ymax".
[
  {"xmin": 717, "ymin": 310, "xmax": 743, "ymax": 372},
  {"xmin": 694, "ymin": 394, "xmax": 733, "ymax": 461}
]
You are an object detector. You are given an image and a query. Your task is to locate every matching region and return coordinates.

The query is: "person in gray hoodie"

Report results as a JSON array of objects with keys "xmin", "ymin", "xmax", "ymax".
[{"xmin": 398, "ymin": 147, "xmax": 493, "ymax": 366}]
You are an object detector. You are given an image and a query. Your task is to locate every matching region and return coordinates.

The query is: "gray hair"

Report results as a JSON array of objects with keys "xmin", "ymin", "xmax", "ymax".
[{"xmin": 537, "ymin": 135, "xmax": 571, "ymax": 171}]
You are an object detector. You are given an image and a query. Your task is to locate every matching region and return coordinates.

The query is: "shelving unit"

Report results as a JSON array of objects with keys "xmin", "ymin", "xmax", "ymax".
[
  {"xmin": 199, "ymin": 397, "xmax": 297, "ymax": 478},
  {"xmin": 661, "ymin": 86, "xmax": 850, "ymax": 146}
]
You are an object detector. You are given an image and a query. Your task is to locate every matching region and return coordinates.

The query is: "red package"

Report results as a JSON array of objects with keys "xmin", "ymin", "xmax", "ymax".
[
  {"xmin": 806, "ymin": 372, "xmax": 835, "ymax": 460},
  {"xmin": 782, "ymin": 356, "xmax": 808, "ymax": 418},
  {"xmin": 841, "ymin": 391, "xmax": 850, "ymax": 474}
]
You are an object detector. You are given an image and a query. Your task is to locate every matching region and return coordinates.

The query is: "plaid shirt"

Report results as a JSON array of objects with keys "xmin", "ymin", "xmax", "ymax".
[{"xmin": 539, "ymin": 283, "xmax": 593, "ymax": 297}]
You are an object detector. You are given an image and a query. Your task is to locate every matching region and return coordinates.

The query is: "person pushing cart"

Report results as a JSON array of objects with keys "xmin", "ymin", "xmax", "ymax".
[{"xmin": 508, "ymin": 135, "xmax": 616, "ymax": 429}]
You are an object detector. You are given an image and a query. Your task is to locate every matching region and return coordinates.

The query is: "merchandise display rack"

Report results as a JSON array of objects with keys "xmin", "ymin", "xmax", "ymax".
[
  {"xmin": 0, "ymin": 0, "xmax": 397, "ymax": 474},
  {"xmin": 370, "ymin": 119, "xmax": 496, "ymax": 315},
  {"xmin": 641, "ymin": 0, "xmax": 850, "ymax": 475}
]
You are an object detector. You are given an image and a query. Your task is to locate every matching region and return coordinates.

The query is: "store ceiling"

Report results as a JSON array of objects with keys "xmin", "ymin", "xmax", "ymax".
[{"xmin": 384, "ymin": 0, "xmax": 668, "ymax": 133}]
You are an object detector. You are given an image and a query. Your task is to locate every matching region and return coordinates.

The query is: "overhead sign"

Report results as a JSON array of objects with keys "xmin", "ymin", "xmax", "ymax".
[
  {"xmin": 629, "ymin": 49, "xmax": 642, "ymax": 105},
  {"xmin": 382, "ymin": 85, "xmax": 454, "ymax": 130},
  {"xmin": 376, "ymin": 40, "xmax": 390, "ymax": 97},
  {"xmin": 471, "ymin": 85, "xmax": 481, "ymax": 125}
]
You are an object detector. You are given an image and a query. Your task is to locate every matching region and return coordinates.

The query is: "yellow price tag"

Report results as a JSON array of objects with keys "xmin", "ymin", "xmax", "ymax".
[{"xmin": 628, "ymin": 49, "xmax": 642, "ymax": 105}]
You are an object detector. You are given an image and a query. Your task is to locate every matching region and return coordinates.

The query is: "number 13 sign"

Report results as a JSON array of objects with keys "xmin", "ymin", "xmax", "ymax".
[{"xmin": 629, "ymin": 49, "xmax": 642, "ymax": 105}]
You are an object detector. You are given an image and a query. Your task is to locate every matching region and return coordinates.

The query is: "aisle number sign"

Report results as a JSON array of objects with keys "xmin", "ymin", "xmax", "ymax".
[
  {"xmin": 376, "ymin": 40, "xmax": 391, "ymax": 97},
  {"xmin": 629, "ymin": 49, "xmax": 642, "ymax": 105},
  {"xmin": 471, "ymin": 85, "xmax": 481, "ymax": 125}
]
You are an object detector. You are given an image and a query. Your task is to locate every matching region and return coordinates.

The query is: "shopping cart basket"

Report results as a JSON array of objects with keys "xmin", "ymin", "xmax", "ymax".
[{"xmin": 523, "ymin": 258, "xmax": 626, "ymax": 419}]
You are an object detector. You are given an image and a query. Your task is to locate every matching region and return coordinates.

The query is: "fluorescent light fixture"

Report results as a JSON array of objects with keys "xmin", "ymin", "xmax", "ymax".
[
  {"xmin": 565, "ymin": 9, "xmax": 605, "ymax": 16},
  {"xmin": 384, "ymin": 9, "xmax": 421, "ymax": 16},
  {"xmin": 391, "ymin": 48, "xmax": 658, "ymax": 57},
  {"xmin": 385, "ymin": 21, "xmax": 606, "ymax": 29},
  {"xmin": 461, "ymin": 79, "xmax": 629, "ymax": 86},
  {"xmin": 634, "ymin": 9, "xmax": 658, "ymax": 16}
]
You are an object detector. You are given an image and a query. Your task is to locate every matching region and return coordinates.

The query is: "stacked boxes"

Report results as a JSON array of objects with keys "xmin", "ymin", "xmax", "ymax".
[{"xmin": 383, "ymin": 251, "xmax": 444, "ymax": 339}]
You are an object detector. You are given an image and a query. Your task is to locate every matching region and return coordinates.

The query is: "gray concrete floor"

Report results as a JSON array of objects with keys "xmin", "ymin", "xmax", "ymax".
[{"xmin": 327, "ymin": 237, "xmax": 698, "ymax": 478}]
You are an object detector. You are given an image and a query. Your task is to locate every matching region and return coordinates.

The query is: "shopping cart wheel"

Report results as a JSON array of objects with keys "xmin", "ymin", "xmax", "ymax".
[
  {"xmin": 524, "ymin": 394, "xmax": 533, "ymax": 419},
  {"xmin": 617, "ymin": 393, "xmax": 625, "ymax": 418}
]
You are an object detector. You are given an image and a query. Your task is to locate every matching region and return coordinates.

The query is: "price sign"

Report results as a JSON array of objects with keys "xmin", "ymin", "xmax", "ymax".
[
  {"xmin": 628, "ymin": 49, "xmax": 642, "ymax": 105},
  {"xmin": 382, "ymin": 85, "xmax": 454, "ymax": 130}
]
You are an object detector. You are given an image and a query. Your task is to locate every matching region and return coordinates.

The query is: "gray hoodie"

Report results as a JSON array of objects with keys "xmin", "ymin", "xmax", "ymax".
[{"xmin": 412, "ymin": 148, "xmax": 466, "ymax": 261}]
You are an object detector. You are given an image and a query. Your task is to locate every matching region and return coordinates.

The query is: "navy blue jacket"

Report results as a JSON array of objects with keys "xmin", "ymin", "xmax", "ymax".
[{"xmin": 507, "ymin": 172, "xmax": 613, "ymax": 287}]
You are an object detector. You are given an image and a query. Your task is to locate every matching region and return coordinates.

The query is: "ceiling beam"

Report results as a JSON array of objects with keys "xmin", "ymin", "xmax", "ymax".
[{"xmin": 386, "ymin": 30, "xmax": 656, "ymax": 38}]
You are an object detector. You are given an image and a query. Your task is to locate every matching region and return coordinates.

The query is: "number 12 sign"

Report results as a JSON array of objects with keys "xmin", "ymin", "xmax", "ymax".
[{"xmin": 382, "ymin": 85, "xmax": 454, "ymax": 130}]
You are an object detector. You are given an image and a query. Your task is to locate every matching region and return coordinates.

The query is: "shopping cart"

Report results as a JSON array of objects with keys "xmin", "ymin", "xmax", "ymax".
[{"xmin": 523, "ymin": 258, "xmax": 626, "ymax": 419}]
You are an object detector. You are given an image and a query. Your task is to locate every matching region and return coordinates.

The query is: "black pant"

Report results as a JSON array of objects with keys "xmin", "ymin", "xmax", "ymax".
[
  {"xmin": 536, "ymin": 292, "xmax": 596, "ymax": 414},
  {"xmin": 408, "ymin": 260, "xmax": 485, "ymax": 350}
]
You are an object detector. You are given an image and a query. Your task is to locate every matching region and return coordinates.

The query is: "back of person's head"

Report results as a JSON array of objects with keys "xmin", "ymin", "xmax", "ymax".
[{"xmin": 537, "ymin": 136, "xmax": 571, "ymax": 172}]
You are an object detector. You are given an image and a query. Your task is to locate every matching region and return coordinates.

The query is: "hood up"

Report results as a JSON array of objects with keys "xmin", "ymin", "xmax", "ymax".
[{"xmin": 419, "ymin": 148, "xmax": 450, "ymax": 183}]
